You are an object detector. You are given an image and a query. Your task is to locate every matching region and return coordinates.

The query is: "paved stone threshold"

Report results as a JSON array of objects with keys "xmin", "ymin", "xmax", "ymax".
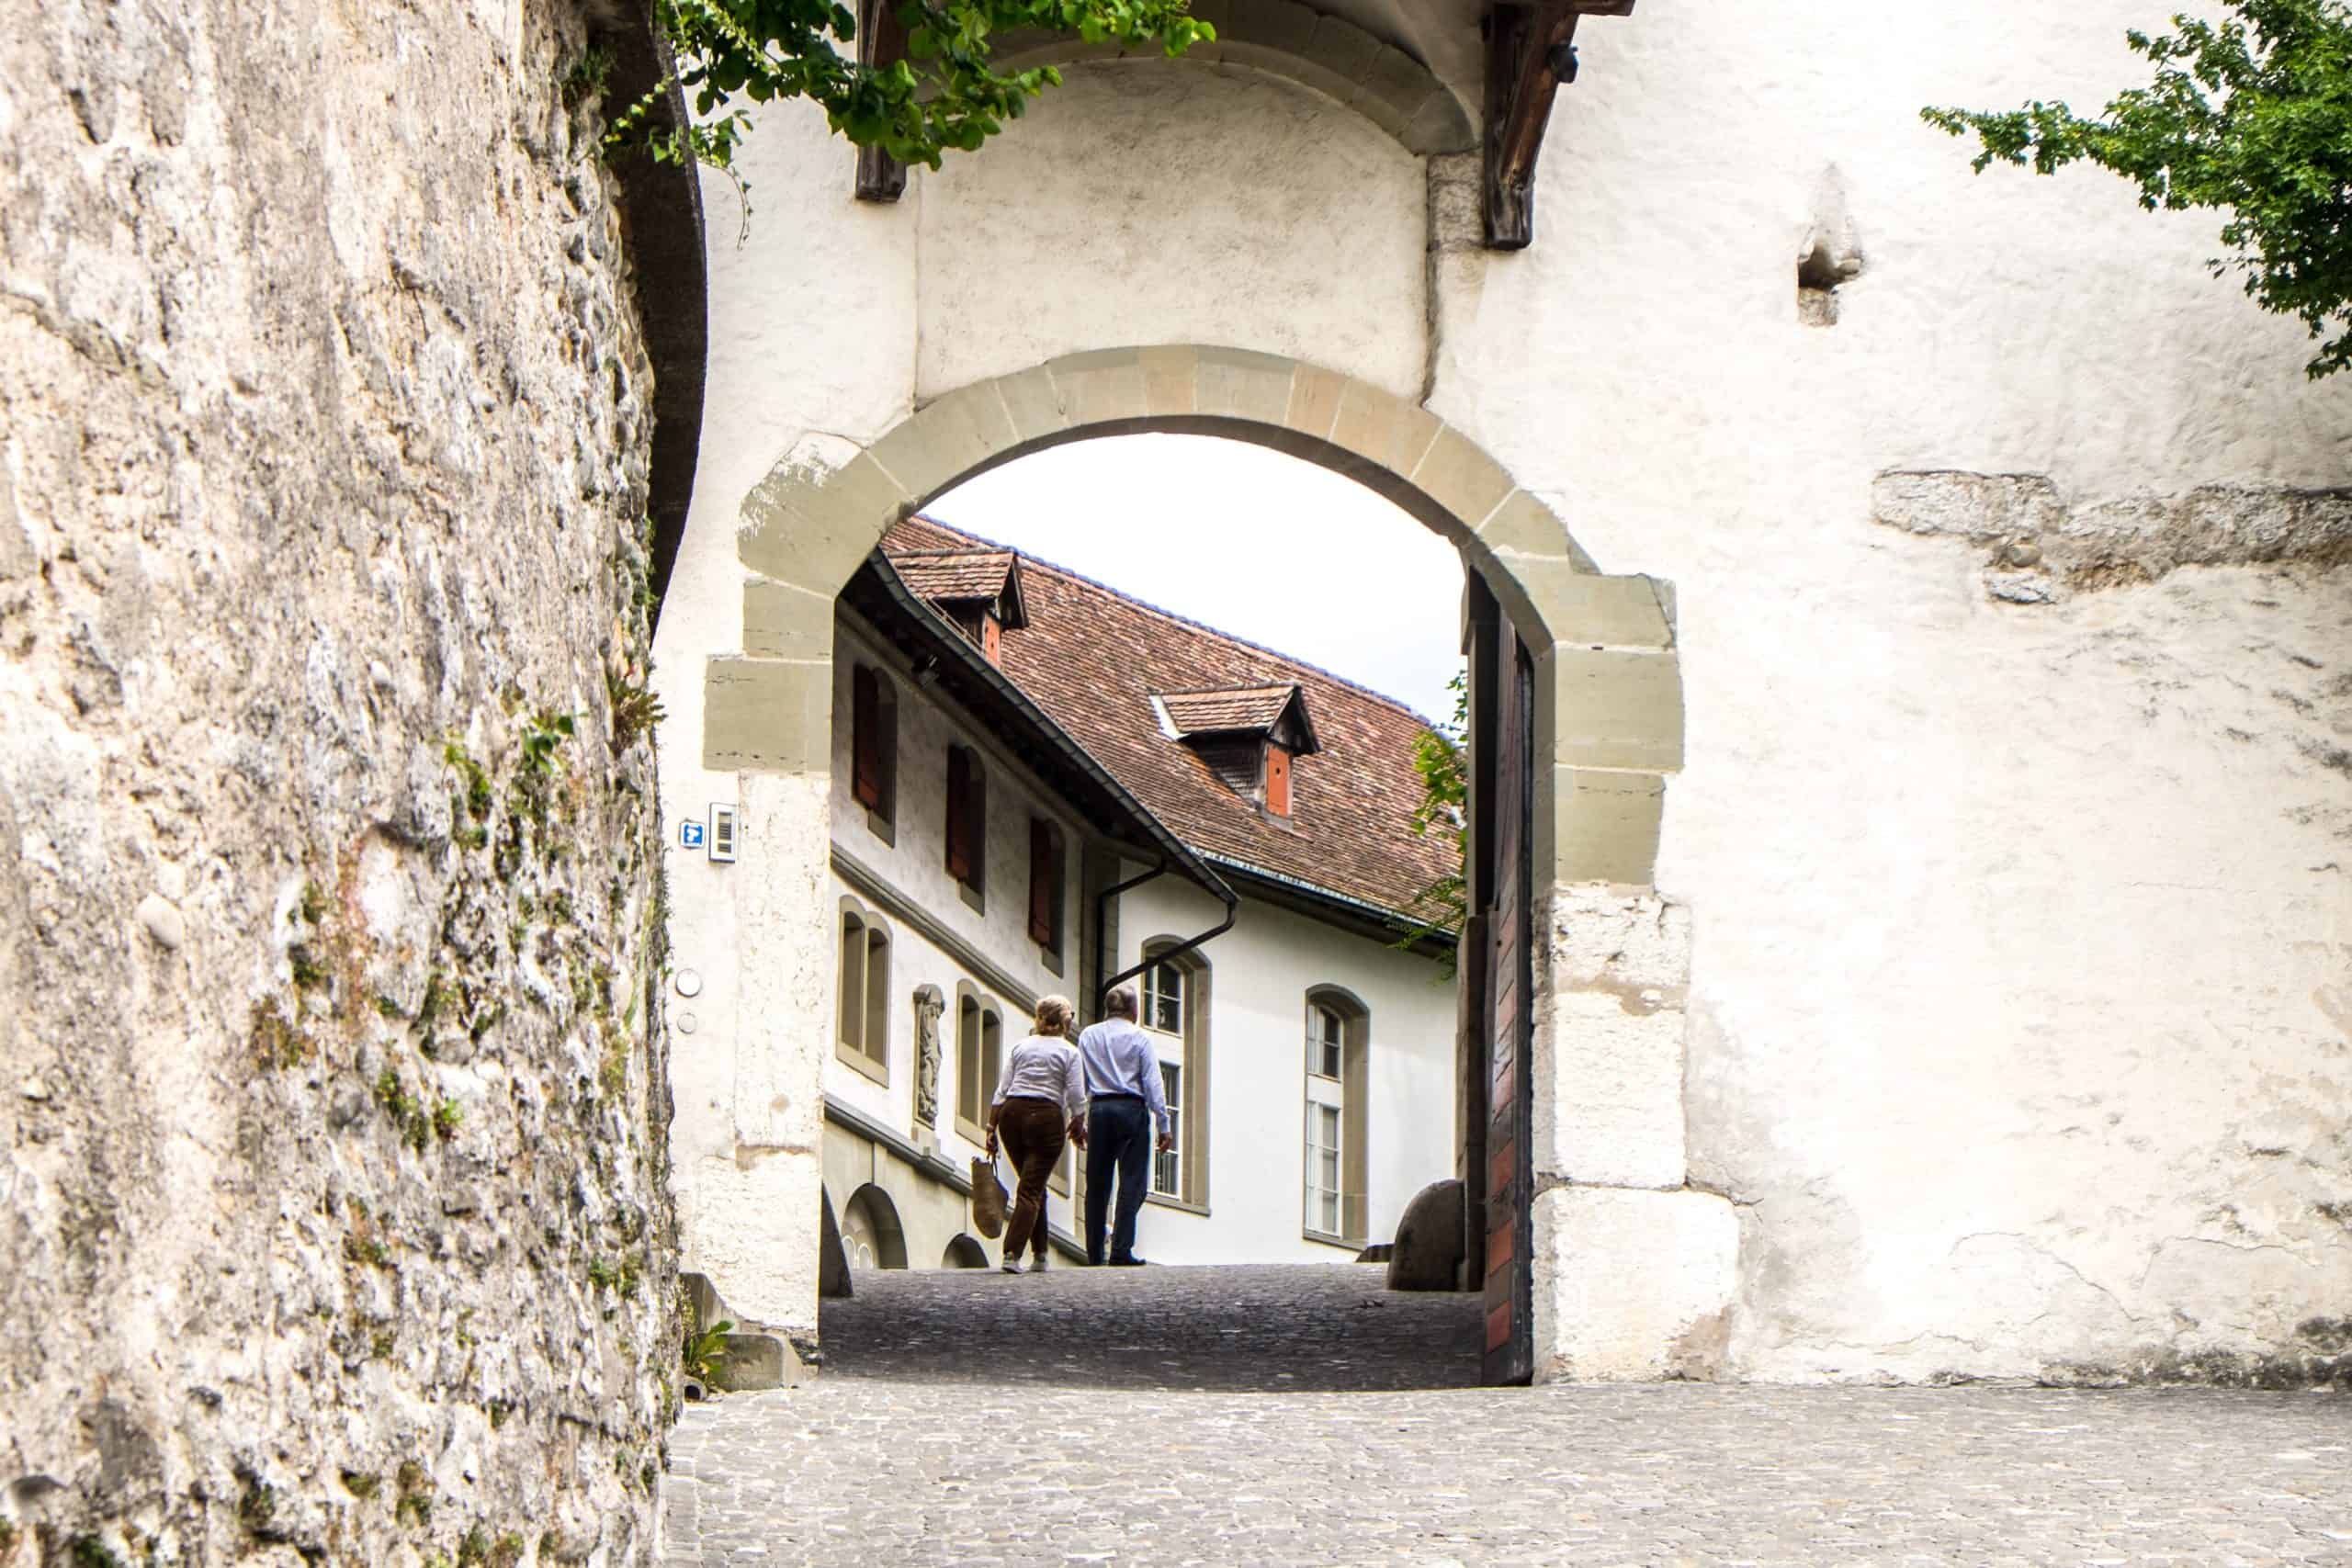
[{"xmin": 663, "ymin": 1268, "xmax": 2352, "ymax": 1565}]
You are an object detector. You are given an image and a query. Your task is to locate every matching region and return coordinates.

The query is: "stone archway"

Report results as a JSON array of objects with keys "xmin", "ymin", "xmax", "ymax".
[{"xmin": 699, "ymin": 344, "xmax": 1736, "ymax": 1381}]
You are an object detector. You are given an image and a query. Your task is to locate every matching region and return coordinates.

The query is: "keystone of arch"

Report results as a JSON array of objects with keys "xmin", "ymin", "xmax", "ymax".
[
  {"xmin": 974, "ymin": 0, "xmax": 1476, "ymax": 156},
  {"xmin": 720, "ymin": 344, "xmax": 1682, "ymax": 883}
]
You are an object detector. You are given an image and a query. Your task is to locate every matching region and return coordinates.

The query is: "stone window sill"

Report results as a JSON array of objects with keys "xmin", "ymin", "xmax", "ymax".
[
  {"xmin": 836, "ymin": 1043, "xmax": 888, "ymax": 1086},
  {"xmin": 1303, "ymin": 1228, "xmax": 1365, "ymax": 1253}
]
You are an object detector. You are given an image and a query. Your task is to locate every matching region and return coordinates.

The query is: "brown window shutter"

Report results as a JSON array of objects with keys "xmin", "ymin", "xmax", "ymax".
[
  {"xmin": 1266, "ymin": 743, "xmax": 1293, "ymax": 818},
  {"xmin": 1028, "ymin": 820, "xmax": 1055, "ymax": 947},
  {"xmin": 852, "ymin": 665, "xmax": 881, "ymax": 811},
  {"xmin": 945, "ymin": 747, "xmax": 971, "ymax": 883}
]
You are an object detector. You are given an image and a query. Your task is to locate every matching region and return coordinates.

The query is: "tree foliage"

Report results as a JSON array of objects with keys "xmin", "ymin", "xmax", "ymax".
[
  {"xmin": 1923, "ymin": 0, "xmax": 2352, "ymax": 378},
  {"xmin": 612, "ymin": 0, "xmax": 1212, "ymax": 189},
  {"xmin": 1397, "ymin": 671, "xmax": 1468, "ymax": 978}
]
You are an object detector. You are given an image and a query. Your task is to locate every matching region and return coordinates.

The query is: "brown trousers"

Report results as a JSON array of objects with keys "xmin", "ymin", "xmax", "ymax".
[{"xmin": 995, "ymin": 1097, "xmax": 1068, "ymax": 1263}]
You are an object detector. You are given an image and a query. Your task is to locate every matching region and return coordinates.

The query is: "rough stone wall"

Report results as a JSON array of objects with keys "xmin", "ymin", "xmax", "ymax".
[{"xmin": 1, "ymin": 2, "xmax": 678, "ymax": 1562}]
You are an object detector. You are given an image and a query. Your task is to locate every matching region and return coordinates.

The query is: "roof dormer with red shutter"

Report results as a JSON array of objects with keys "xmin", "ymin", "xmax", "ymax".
[
  {"xmin": 888, "ymin": 549, "xmax": 1029, "ymax": 666},
  {"xmin": 1152, "ymin": 683, "xmax": 1321, "ymax": 819}
]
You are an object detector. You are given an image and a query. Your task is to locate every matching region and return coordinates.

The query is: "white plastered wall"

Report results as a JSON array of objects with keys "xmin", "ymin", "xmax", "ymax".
[
  {"xmin": 660, "ymin": 0, "xmax": 2352, "ymax": 1376},
  {"xmin": 1113, "ymin": 872, "xmax": 1457, "ymax": 1265},
  {"xmin": 1441, "ymin": 0, "xmax": 2352, "ymax": 1380}
]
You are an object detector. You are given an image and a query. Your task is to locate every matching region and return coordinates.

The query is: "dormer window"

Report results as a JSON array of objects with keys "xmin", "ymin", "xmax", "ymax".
[
  {"xmin": 888, "ymin": 549, "xmax": 1028, "ymax": 668},
  {"xmin": 1155, "ymin": 683, "xmax": 1320, "ymax": 818}
]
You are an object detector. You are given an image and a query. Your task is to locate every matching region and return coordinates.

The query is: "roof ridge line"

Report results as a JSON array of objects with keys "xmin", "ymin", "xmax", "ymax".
[{"xmin": 904, "ymin": 513, "xmax": 1444, "ymax": 728}]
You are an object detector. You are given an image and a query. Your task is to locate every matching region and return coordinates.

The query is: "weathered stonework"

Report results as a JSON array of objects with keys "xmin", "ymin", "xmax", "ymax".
[
  {"xmin": 1, "ymin": 1, "xmax": 678, "ymax": 1561},
  {"xmin": 1872, "ymin": 470, "xmax": 2352, "ymax": 602}
]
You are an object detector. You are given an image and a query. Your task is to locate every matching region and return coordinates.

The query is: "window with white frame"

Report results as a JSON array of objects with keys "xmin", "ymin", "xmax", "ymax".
[
  {"xmin": 1139, "ymin": 944, "xmax": 1205, "ymax": 1208},
  {"xmin": 1307, "ymin": 1001, "xmax": 1343, "ymax": 1080},
  {"xmin": 1142, "ymin": 959, "xmax": 1184, "ymax": 1035},
  {"xmin": 1303, "ymin": 990, "xmax": 1368, "ymax": 1244},
  {"xmin": 1306, "ymin": 1101, "xmax": 1343, "ymax": 1235},
  {"xmin": 1153, "ymin": 1062, "xmax": 1182, "ymax": 1197}
]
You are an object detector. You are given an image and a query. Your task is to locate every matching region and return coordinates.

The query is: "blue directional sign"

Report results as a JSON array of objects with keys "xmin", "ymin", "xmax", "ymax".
[{"xmin": 680, "ymin": 820, "xmax": 706, "ymax": 849}]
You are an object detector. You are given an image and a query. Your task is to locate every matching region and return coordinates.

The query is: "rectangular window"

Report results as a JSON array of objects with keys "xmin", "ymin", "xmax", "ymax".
[
  {"xmin": 837, "ymin": 914, "xmax": 888, "ymax": 1081},
  {"xmin": 956, "ymin": 996, "xmax": 982, "ymax": 1134},
  {"xmin": 1307, "ymin": 1002, "xmax": 1342, "ymax": 1080},
  {"xmin": 944, "ymin": 745, "xmax": 985, "ymax": 893},
  {"xmin": 980, "ymin": 1010, "xmax": 1002, "ymax": 1115},
  {"xmin": 1153, "ymin": 1063, "xmax": 1182, "ymax": 1197},
  {"xmin": 1306, "ymin": 1102, "xmax": 1342, "ymax": 1235},
  {"xmin": 1142, "ymin": 961, "xmax": 1183, "ymax": 1035},
  {"xmin": 851, "ymin": 664, "xmax": 895, "ymax": 820},
  {"xmin": 1027, "ymin": 818, "xmax": 1063, "ymax": 953},
  {"xmin": 838, "ymin": 916, "xmax": 866, "ymax": 1053}
]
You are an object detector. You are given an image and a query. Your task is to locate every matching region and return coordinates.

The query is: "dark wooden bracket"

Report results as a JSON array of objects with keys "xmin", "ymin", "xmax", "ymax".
[
  {"xmin": 854, "ymin": 0, "xmax": 910, "ymax": 203},
  {"xmin": 1482, "ymin": 1, "xmax": 1634, "ymax": 250}
]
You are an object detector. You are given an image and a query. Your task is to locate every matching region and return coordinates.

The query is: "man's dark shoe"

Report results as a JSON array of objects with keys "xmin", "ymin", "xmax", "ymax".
[{"xmin": 1108, "ymin": 1255, "xmax": 1147, "ymax": 1267}]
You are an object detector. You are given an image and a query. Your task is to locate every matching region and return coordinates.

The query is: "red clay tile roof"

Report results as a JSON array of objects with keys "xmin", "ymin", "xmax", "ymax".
[
  {"xmin": 882, "ymin": 517, "xmax": 1455, "ymax": 922},
  {"xmin": 889, "ymin": 550, "xmax": 1027, "ymax": 625},
  {"xmin": 1159, "ymin": 685, "xmax": 1301, "ymax": 739}
]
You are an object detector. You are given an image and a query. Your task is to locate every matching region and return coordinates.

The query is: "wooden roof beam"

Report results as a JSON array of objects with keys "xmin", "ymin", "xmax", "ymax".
[{"xmin": 1483, "ymin": 1, "xmax": 1636, "ymax": 250}]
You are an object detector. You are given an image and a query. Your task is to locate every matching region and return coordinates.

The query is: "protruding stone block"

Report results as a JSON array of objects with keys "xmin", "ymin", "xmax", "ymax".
[
  {"xmin": 1533, "ymin": 572, "xmax": 1676, "ymax": 651},
  {"xmin": 1532, "ymin": 989, "xmax": 1687, "ymax": 1190},
  {"xmin": 1544, "ymin": 647, "xmax": 1683, "ymax": 773},
  {"xmin": 742, "ymin": 579, "xmax": 832, "ymax": 660},
  {"xmin": 710, "ymin": 1331, "xmax": 802, "ymax": 1391},
  {"xmin": 1386, "ymin": 1178, "xmax": 1467, "ymax": 1292},
  {"xmin": 1532, "ymin": 1186, "xmax": 1739, "ymax": 1382},
  {"xmin": 1542, "ymin": 766, "xmax": 1666, "ymax": 888},
  {"xmin": 704, "ymin": 657, "xmax": 832, "ymax": 774},
  {"xmin": 1547, "ymin": 886, "xmax": 1692, "ymax": 993}
]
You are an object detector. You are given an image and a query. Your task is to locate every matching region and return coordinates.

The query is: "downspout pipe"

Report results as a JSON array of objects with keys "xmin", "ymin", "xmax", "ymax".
[
  {"xmin": 1097, "ymin": 878, "xmax": 1238, "ymax": 1016},
  {"xmin": 1094, "ymin": 862, "xmax": 1166, "ymax": 1016}
]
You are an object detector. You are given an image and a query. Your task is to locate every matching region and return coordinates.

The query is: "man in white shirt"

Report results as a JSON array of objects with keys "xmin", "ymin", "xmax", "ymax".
[{"xmin": 1075, "ymin": 986, "xmax": 1174, "ymax": 1267}]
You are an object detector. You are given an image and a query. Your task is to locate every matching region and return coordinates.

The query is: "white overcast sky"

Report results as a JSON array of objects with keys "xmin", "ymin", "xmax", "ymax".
[{"xmin": 926, "ymin": 434, "xmax": 1465, "ymax": 723}]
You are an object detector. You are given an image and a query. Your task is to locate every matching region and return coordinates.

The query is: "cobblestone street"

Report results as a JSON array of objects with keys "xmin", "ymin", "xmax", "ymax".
[{"xmin": 662, "ymin": 1266, "xmax": 2352, "ymax": 1565}]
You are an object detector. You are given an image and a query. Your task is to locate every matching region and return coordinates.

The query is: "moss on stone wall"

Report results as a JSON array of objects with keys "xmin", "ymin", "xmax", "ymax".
[{"xmin": 0, "ymin": 0, "xmax": 679, "ymax": 1560}]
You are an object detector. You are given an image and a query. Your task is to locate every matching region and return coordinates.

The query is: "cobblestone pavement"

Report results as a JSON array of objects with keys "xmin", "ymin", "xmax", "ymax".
[{"xmin": 663, "ymin": 1265, "xmax": 2352, "ymax": 1566}]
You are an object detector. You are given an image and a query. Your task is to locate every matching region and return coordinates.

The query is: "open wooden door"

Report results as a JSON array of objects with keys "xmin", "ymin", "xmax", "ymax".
[{"xmin": 1470, "ymin": 581, "xmax": 1537, "ymax": 1386}]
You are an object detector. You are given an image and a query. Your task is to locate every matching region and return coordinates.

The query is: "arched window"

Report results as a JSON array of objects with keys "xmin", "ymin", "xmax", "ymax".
[
  {"xmin": 954, "ymin": 984, "xmax": 1006, "ymax": 1145},
  {"xmin": 836, "ymin": 899, "xmax": 890, "ymax": 1082},
  {"xmin": 1140, "ymin": 942, "xmax": 1210, "ymax": 1209},
  {"xmin": 851, "ymin": 662, "xmax": 898, "ymax": 836},
  {"xmin": 1303, "ymin": 987, "xmax": 1370, "ymax": 1246}
]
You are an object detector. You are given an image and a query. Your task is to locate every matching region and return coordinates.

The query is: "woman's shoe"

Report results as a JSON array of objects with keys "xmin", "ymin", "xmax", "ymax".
[{"xmin": 1000, "ymin": 1258, "xmax": 1023, "ymax": 1274}]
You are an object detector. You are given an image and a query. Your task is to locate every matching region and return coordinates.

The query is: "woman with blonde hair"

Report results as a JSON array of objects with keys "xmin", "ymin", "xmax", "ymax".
[{"xmin": 986, "ymin": 995, "xmax": 1089, "ymax": 1274}]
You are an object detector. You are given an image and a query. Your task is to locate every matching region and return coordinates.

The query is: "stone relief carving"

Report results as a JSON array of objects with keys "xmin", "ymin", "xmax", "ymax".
[{"xmin": 913, "ymin": 984, "xmax": 945, "ymax": 1126}]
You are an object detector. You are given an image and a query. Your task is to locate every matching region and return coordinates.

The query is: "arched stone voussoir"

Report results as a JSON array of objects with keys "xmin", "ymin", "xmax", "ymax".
[
  {"xmin": 740, "ymin": 448, "xmax": 911, "ymax": 595},
  {"xmin": 979, "ymin": 0, "xmax": 1477, "ymax": 157}
]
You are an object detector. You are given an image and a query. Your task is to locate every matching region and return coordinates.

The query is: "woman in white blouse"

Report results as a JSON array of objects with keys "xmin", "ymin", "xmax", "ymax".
[{"xmin": 986, "ymin": 995, "xmax": 1090, "ymax": 1274}]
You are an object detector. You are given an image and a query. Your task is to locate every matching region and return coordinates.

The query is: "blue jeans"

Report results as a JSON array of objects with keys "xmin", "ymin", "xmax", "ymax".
[{"xmin": 1084, "ymin": 1097, "xmax": 1152, "ymax": 1264}]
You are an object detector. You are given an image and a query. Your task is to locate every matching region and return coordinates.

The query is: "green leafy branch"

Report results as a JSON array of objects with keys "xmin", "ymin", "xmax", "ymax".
[
  {"xmin": 1396, "ymin": 670, "xmax": 1468, "ymax": 979},
  {"xmin": 1924, "ymin": 0, "xmax": 2352, "ymax": 378},
  {"xmin": 608, "ymin": 0, "xmax": 1215, "ymax": 209}
]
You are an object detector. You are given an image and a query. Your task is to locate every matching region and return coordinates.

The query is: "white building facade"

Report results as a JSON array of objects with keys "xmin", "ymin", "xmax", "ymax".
[
  {"xmin": 655, "ymin": 0, "xmax": 2352, "ymax": 1382},
  {"xmin": 808, "ymin": 534, "xmax": 1459, "ymax": 1280}
]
